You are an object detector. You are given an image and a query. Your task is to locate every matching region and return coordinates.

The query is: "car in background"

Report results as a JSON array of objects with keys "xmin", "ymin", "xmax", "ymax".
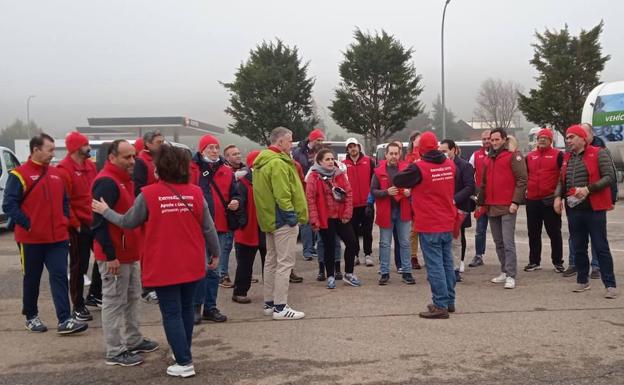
[{"xmin": 374, "ymin": 140, "xmax": 482, "ymax": 163}]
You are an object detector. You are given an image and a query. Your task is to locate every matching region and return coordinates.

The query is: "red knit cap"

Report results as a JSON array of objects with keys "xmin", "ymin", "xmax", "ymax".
[
  {"xmin": 65, "ymin": 131, "xmax": 89, "ymax": 153},
  {"xmin": 246, "ymin": 150, "xmax": 261, "ymax": 168},
  {"xmin": 537, "ymin": 128, "xmax": 553, "ymax": 141},
  {"xmin": 418, "ymin": 131, "xmax": 438, "ymax": 155},
  {"xmin": 566, "ymin": 125, "xmax": 587, "ymax": 142},
  {"xmin": 308, "ymin": 129, "xmax": 325, "ymax": 142},
  {"xmin": 133, "ymin": 137, "xmax": 144, "ymax": 152},
  {"xmin": 198, "ymin": 134, "xmax": 220, "ymax": 152}
]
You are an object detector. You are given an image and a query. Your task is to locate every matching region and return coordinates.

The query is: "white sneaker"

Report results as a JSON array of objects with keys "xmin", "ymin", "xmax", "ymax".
[
  {"xmin": 263, "ymin": 304, "xmax": 274, "ymax": 316},
  {"xmin": 459, "ymin": 261, "xmax": 465, "ymax": 273},
  {"xmin": 504, "ymin": 276, "xmax": 516, "ymax": 289},
  {"xmin": 167, "ymin": 363, "xmax": 195, "ymax": 378},
  {"xmin": 491, "ymin": 273, "xmax": 507, "ymax": 284},
  {"xmin": 272, "ymin": 305, "xmax": 305, "ymax": 320},
  {"xmin": 365, "ymin": 255, "xmax": 374, "ymax": 266}
]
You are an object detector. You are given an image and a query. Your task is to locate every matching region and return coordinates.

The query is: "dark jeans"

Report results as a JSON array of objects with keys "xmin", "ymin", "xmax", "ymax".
[
  {"xmin": 475, "ymin": 214, "xmax": 488, "ymax": 256},
  {"xmin": 194, "ymin": 268, "xmax": 219, "ymax": 311},
  {"xmin": 155, "ymin": 280, "xmax": 199, "ymax": 366},
  {"xmin": 21, "ymin": 241, "xmax": 71, "ymax": 323},
  {"xmin": 350, "ymin": 206, "xmax": 373, "ymax": 256},
  {"xmin": 233, "ymin": 243, "xmax": 266, "ymax": 296},
  {"xmin": 420, "ymin": 232, "xmax": 455, "ymax": 308},
  {"xmin": 88, "ymin": 261, "xmax": 102, "ymax": 299},
  {"xmin": 393, "ymin": 227, "xmax": 401, "ymax": 269},
  {"xmin": 459, "ymin": 226, "xmax": 467, "ymax": 261},
  {"xmin": 318, "ymin": 218, "xmax": 357, "ymax": 277},
  {"xmin": 69, "ymin": 226, "xmax": 93, "ymax": 308},
  {"xmin": 566, "ymin": 208, "xmax": 616, "ymax": 288},
  {"xmin": 526, "ymin": 199, "xmax": 563, "ymax": 266}
]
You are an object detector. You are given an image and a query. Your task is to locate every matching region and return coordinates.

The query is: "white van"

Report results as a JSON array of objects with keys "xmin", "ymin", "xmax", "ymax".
[
  {"xmin": 0, "ymin": 146, "xmax": 22, "ymax": 228},
  {"xmin": 374, "ymin": 140, "xmax": 482, "ymax": 162}
]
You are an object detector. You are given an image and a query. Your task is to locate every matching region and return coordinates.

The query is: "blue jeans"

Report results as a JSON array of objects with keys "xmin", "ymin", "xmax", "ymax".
[
  {"xmin": 420, "ymin": 232, "xmax": 455, "ymax": 309},
  {"xmin": 300, "ymin": 223, "xmax": 317, "ymax": 257},
  {"xmin": 194, "ymin": 268, "xmax": 219, "ymax": 311},
  {"xmin": 217, "ymin": 231, "xmax": 234, "ymax": 278},
  {"xmin": 155, "ymin": 280, "xmax": 199, "ymax": 366},
  {"xmin": 475, "ymin": 214, "xmax": 488, "ymax": 256},
  {"xmin": 566, "ymin": 208, "xmax": 616, "ymax": 288},
  {"xmin": 379, "ymin": 208, "xmax": 412, "ymax": 275},
  {"xmin": 317, "ymin": 234, "xmax": 341, "ymax": 264},
  {"xmin": 568, "ymin": 237, "xmax": 600, "ymax": 269}
]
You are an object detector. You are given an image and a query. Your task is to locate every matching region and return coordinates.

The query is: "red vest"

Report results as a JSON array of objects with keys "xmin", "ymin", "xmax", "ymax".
[
  {"xmin": 561, "ymin": 145, "xmax": 613, "ymax": 211},
  {"xmin": 411, "ymin": 159, "xmax": 456, "ymax": 233},
  {"xmin": 526, "ymin": 147, "xmax": 561, "ymax": 200},
  {"xmin": 211, "ymin": 165, "xmax": 234, "ymax": 233},
  {"xmin": 484, "ymin": 150, "xmax": 516, "ymax": 206},
  {"xmin": 93, "ymin": 162, "xmax": 141, "ymax": 263},
  {"xmin": 474, "ymin": 147, "xmax": 488, "ymax": 187},
  {"xmin": 235, "ymin": 177, "xmax": 260, "ymax": 247},
  {"xmin": 344, "ymin": 154, "xmax": 373, "ymax": 207},
  {"xmin": 306, "ymin": 172, "xmax": 352, "ymax": 229},
  {"xmin": 57, "ymin": 156, "xmax": 97, "ymax": 227},
  {"xmin": 140, "ymin": 182, "xmax": 206, "ymax": 287},
  {"xmin": 374, "ymin": 160, "xmax": 412, "ymax": 228},
  {"xmin": 405, "ymin": 150, "xmax": 420, "ymax": 163},
  {"xmin": 138, "ymin": 150, "xmax": 157, "ymax": 185},
  {"xmin": 12, "ymin": 160, "xmax": 69, "ymax": 244}
]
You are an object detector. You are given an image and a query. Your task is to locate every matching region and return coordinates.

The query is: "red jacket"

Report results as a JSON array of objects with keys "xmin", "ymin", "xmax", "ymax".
[
  {"xmin": 93, "ymin": 162, "xmax": 141, "ymax": 263},
  {"xmin": 138, "ymin": 150, "xmax": 157, "ymax": 185},
  {"xmin": 57, "ymin": 156, "xmax": 97, "ymax": 227},
  {"xmin": 405, "ymin": 150, "xmax": 420, "ymax": 163},
  {"xmin": 562, "ymin": 145, "xmax": 613, "ymax": 211},
  {"xmin": 11, "ymin": 160, "xmax": 69, "ymax": 244},
  {"xmin": 374, "ymin": 160, "xmax": 412, "ymax": 229},
  {"xmin": 484, "ymin": 150, "xmax": 516, "ymax": 206},
  {"xmin": 306, "ymin": 171, "xmax": 352, "ymax": 229},
  {"xmin": 411, "ymin": 159, "xmax": 456, "ymax": 233},
  {"xmin": 190, "ymin": 161, "xmax": 235, "ymax": 233},
  {"xmin": 526, "ymin": 146, "xmax": 561, "ymax": 200},
  {"xmin": 473, "ymin": 147, "xmax": 488, "ymax": 188},
  {"xmin": 344, "ymin": 154, "xmax": 374, "ymax": 207},
  {"xmin": 141, "ymin": 182, "xmax": 206, "ymax": 287},
  {"xmin": 235, "ymin": 177, "xmax": 260, "ymax": 247}
]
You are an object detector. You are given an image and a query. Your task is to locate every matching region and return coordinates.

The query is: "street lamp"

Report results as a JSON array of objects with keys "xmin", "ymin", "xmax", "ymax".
[
  {"xmin": 26, "ymin": 95, "xmax": 36, "ymax": 138},
  {"xmin": 441, "ymin": 0, "xmax": 451, "ymax": 139}
]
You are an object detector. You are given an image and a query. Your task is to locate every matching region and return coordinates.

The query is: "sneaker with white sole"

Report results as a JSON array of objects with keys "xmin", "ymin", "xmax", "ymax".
[
  {"xmin": 57, "ymin": 317, "xmax": 88, "ymax": 335},
  {"xmin": 605, "ymin": 287, "xmax": 617, "ymax": 299},
  {"xmin": 106, "ymin": 351, "xmax": 143, "ymax": 367},
  {"xmin": 459, "ymin": 261, "xmax": 465, "ymax": 273},
  {"xmin": 491, "ymin": 273, "xmax": 507, "ymax": 284},
  {"xmin": 25, "ymin": 316, "xmax": 48, "ymax": 333},
  {"xmin": 167, "ymin": 363, "xmax": 195, "ymax": 378},
  {"xmin": 141, "ymin": 291, "xmax": 159, "ymax": 304},
  {"xmin": 327, "ymin": 276, "xmax": 336, "ymax": 289},
  {"xmin": 263, "ymin": 304, "xmax": 274, "ymax": 316},
  {"xmin": 365, "ymin": 255, "xmax": 374, "ymax": 267},
  {"xmin": 572, "ymin": 283, "xmax": 591, "ymax": 292},
  {"xmin": 272, "ymin": 305, "xmax": 305, "ymax": 320},
  {"xmin": 504, "ymin": 276, "xmax": 516, "ymax": 289},
  {"xmin": 343, "ymin": 273, "xmax": 362, "ymax": 287}
]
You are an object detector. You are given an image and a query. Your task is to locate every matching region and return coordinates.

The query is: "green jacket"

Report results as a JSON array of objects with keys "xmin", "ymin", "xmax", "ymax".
[{"xmin": 252, "ymin": 148, "xmax": 308, "ymax": 233}]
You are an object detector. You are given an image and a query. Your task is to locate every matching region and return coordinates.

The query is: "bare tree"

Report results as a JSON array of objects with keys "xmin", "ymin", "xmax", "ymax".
[{"xmin": 474, "ymin": 78, "xmax": 522, "ymax": 129}]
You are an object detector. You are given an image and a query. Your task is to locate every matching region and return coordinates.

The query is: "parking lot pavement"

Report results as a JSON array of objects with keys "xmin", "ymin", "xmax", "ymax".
[{"xmin": 1, "ymin": 205, "xmax": 624, "ymax": 385}]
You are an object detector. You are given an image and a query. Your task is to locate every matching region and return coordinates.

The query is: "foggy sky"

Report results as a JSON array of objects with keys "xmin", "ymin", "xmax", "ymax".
[{"xmin": 1, "ymin": 0, "xmax": 622, "ymax": 137}]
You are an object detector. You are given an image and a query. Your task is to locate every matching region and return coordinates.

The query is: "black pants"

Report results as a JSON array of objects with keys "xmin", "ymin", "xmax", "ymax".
[
  {"xmin": 68, "ymin": 226, "xmax": 93, "ymax": 308},
  {"xmin": 460, "ymin": 226, "xmax": 467, "ymax": 261},
  {"xmin": 88, "ymin": 260, "xmax": 102, "ymax": 299},
  {"xmin": 233, "ymin": 243, "xmax": 266, "ymax": 296},
  {"xmin": 349, "ymin": 206, "xmax": 373, "ymax": 256},
  {"xmin": 526, "ymin": 199, "xmax": 563, "ymax": 266},
  {"xmin": 319, "ymin": 218, "xmax": 357, "ymax": 277}
]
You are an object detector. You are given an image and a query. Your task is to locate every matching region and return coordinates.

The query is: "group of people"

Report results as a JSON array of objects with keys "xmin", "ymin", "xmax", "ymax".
[{"xmin": 6, "ymin": 121, "xmax": 618, "ymax": 377}]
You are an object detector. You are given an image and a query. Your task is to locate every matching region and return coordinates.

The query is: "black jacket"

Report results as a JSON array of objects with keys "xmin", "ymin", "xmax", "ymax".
[{"xmin": 453, "ymin": 156, "xmax": 476, "ymax": 228}]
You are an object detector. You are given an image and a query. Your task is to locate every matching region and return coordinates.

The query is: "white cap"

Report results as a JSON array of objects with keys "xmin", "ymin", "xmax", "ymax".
[{"xmin": 345, "ymin": 137, "xmax": 360, "ymax": 148}]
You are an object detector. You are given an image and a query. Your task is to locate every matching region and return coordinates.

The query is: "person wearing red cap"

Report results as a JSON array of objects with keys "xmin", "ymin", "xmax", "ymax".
[
  {"xmin": 231, "ymin": 150, "xmax": 266, "ymax": 303},
  {"xmin": 478, "ymin": 128, "xmax": 527, "ymax": 290},
  {"xmin": 524, "ymin": 128, "xmax": 564, "ymax": 273},
  {"xmin": 189, "ymin": 134, "xmax": 239, "ymax": 323},
  {"xmin": 554, "ymin": 125, "xmax": 617, "ymax": 298},
  {"xmin": 395, "ymin": 131, "xmax": 457, "ymax": 319},
  {"xmin": 57, "ymin": 131, "xmax": 98, "ymax": 322}
]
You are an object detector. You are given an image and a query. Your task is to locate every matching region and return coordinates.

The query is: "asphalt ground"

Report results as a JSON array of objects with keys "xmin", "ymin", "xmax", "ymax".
[{"xmin": 1, "ymin": 205, "xmax": 624, "ymax": 385}]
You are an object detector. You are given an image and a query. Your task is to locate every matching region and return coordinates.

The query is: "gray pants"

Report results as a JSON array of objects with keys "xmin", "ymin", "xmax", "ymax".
[
  {"xmin": 489, "ymin": 213, "xmax": 517, "ymax": 278},
  {"xmin": 98, "ymin": 261, "xmax": 143, "ymax": 358}
]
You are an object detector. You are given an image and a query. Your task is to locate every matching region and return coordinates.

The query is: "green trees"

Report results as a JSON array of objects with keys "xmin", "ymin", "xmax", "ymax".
[
  {"xmin": 222, "ymin": 40, "xmax": 317, "ymax": 145},
  {"xmin": 518, "ymin": 22, "xmax": 610, "ymax": 134},
  {"xmin": 0, "ymin": 119, "xmax": 41, "ymax": 150},
  {"xmin": 329, "ymin": 29, "xmax": 424, "ymax": 147}
]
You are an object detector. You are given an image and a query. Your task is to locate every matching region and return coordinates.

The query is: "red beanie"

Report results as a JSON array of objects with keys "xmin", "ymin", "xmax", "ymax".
[
  {"xmin": 566, "ymin": 125, "xmax": 588, "ymax": 142},
  {"xmin": 198, "ymin": 134, "xmax": 220, "ymax": 152},
  {"xmin": 246, "ymin": 150, "xmax": 261, "ymax": 168},
  {"xmin": 133, "ymin": 137, "xmax": 144, "ymax": 152},
  {"xmin": 418, "ymin": 131, "xmax": 438, "ymax": 155},
  {"xmin": 65, "ymin": 131, "xmax": 89, "ymax": 154},
  {"xmin": 537, "ymin": 128, "xmax": 553, "ymax": 141},
  {"xmin": 308, "ymin": 129, "xmax": 325, "ymax": 142}
]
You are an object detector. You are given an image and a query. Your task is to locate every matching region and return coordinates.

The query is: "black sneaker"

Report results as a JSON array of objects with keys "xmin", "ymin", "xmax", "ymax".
[
  {"xmin": 590, "ymin": 269, "xmax": 601, "ymax": 279},
  {"xmin": 524, "ymin": 263, "xmax": 542, "ymax": 272},
  {"xmin": 25, "ymin": 316, "xmax": 48, "ymax": 333},
  {"xmin": 289, "ymin": 271, "xmax": 303, "ymax": 283},
  {"xmin": 454, "ymin": 269, "xmax": 463, "ymax": 282},
  {"xmin": 468, "ymin": 255, "xmax": 484, "ymax": 267},
  {"xmin": 402, "ymin": 273, "xmax": 416, "ymax": 285},
  {"xmin": 562, "ymin": 266, "xmax": 577, "ymax": 277},
  {"xmin": 57, "ymin": 318, "xmax": 88, "ymax": 335},
  {"xmin": 85, "ymin": 294, "xmax": 102, "ymax": 308},
  {"xmin": 129, "ymin": 338, "xmax": 160, "ymax": 354},
  {"xmin": 335, "ymin": 271, "xmax": 343, "ymax": 281},
  {"xmin": 202, "ymin": 307, "xmax": 227, "ymax": 323},
  {"xmin": 316, "ymin": 271, "xmax": 326, "ymax": 281},
  {"xmin": 378, "ymin": 273, "xmax": 390, "ymax": 285},
  {"xmin": 73, "ymin": 306, "xmax": 93, "ymax": 322},
  {"xmin": 554, "ymin": 264, "xmax": 565, "ymax": 273},
  {"xmin": 105, "ymin": 351, "xmax": 143, "ymax": 367}
]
